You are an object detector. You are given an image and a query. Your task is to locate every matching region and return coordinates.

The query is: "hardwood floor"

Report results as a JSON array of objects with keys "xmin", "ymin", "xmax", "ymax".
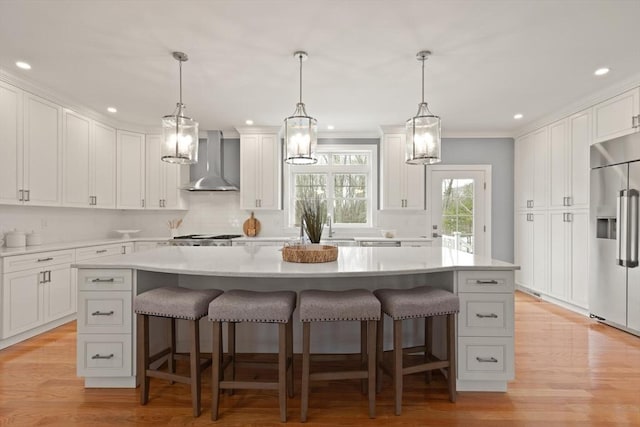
[{"xmin": 1, "ymin": 291, "xmax": 639, "ymax": 426}]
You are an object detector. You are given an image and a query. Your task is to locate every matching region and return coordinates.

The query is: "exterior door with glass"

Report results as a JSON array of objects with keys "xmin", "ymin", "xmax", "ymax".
[{"xmin": 429, "ymin": 167, "xmax": 489, "ymax": 256}]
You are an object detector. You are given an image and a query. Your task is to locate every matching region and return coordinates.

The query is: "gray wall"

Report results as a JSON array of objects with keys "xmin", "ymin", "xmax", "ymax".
[{"xmin": 440, "ymin": 138, "xmax": 514, "ymax": 262}]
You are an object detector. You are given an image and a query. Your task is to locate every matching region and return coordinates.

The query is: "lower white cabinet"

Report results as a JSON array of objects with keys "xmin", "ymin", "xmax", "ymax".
[
  {"xmin": 456, "ymin": 270, "xmax": 514, "ymax": 386},
  {"xmin": 1, "ymin": 249, "xmax": 75, "ymax": 340},
  {"xmin": 77, "ymin": 269, "xmax": 133, "ymax": 381},
  {"xmin": 134, "ymin": 241, "xmax": 169, "ymax": 252},
  {"xmin": 548, "ymin": 210, "xmax": 589, "ymax": 308},
  {"xmin": 515, "ymin": 211, "xmax": 548, "ymax": 294}
]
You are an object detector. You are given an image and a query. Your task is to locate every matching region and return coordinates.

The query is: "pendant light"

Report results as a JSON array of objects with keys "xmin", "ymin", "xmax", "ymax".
[
  {"xmin": 406, "ymin": 50, "xmax": 441, "ymax": 165},
  {"xmin": 284, "ymin": 51, "xmax": 318, "ymax": 165},
  {"xmin": 161, "ymin": 51, "xmax": 198, "ymax": 164}
]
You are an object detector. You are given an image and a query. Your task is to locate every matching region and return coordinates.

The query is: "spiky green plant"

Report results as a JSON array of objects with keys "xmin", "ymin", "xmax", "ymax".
[{"xmin": 298, "ymin": 197, "xmax": 327, "ymax": 244}]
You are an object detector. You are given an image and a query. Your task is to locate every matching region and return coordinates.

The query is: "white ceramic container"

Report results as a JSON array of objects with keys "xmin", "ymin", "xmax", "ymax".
[{"xmin": 5, "ymin": 230, "xmax": 26, "ymax": 248}]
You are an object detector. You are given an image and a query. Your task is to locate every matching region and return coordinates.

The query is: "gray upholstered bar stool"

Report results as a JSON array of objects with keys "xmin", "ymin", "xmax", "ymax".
[
  {"xmin": 374, "ymin": 286, "xmax": 460, "ymax": 415},
  {"xmin": 134, "ymin": 287, "xmax": 223, "ymax": 417},
  {"xmin": 208, "ymin": 290, "xmax": 296, "ymax": 422},
  {"xmin": 299, "ymin": 289, "xmax": 380, "ymax": 422}
]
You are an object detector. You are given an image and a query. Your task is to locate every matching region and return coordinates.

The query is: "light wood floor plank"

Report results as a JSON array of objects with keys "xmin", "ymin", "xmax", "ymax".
[{"xmin": 0, "ymin": 291, "xmax": 639, "ymax": 425}]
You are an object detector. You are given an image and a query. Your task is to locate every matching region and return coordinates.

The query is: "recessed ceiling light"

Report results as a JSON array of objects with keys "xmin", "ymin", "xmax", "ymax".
[
  {"xmin": 245, "ymin": 119, "xmax": 254, "ymax": 125},
  {"xmin": 327, "ymin": 125, "xmax": 335, "ymax": 130},
  {"xmin": 594, "ymin": 67, "xmax": 610, "ymax": 76},
  {"xmin": 16, "ymin": 61, "xmax": 31, "ymax": 70},
  {"xmin": 107, "ymin": 107, "xmax": 117, "ymax": 113},
  {"xmin": 513, "ymin": 113, "xmax": 523, "ymax": 120}
]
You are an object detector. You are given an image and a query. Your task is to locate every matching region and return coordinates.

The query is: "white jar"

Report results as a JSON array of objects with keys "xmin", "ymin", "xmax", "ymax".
[
  {"xmin": 26, "ymin": 231, "xmax": 43, "ymax": 246},
  {"xmin": 5, "ymin": 230, "xmax": 26, "ymax": 248}
]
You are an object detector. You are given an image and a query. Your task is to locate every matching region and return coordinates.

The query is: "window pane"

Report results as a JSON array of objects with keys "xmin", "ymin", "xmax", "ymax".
[
  {"xmin": 315, "ymin": 154, "xmax": 330, "ymax": 165},
  {"xmin": 334, "ymin": 174, "xmax": 366, "ymax": 198},
  {"xmin": 334, "ymin": 199, "xmax": 367, "ymax": 223},
  {"xmin": 332, "ymin": 154, "xmax": 368, "ymax": 165},
  {"xmin": 295, "ymin": 174, "xmax": 326, "ymax": 199}
]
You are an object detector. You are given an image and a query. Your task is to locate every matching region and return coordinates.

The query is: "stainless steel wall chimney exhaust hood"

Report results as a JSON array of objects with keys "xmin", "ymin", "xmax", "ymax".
[{"xmin": 183, "ymin": 130, "xmax": 239, "ymax": 191}]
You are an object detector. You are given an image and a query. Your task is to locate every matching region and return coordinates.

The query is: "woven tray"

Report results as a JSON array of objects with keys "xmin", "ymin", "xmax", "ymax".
[{"xmin": 282, "ymin": 244, "xmax": 338, "ymax": 263}]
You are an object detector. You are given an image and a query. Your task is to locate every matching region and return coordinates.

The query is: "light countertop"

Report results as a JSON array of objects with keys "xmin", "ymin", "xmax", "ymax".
[
  {"xmin": 73, "ymin": 246, "xmax": 517, "ymax": 278},
  {"xmin": 0, "ymin": 237, "xmax": 168, "ymax": 258}
]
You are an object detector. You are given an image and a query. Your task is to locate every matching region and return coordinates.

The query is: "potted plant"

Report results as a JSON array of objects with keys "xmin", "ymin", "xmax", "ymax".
[{"xmin": 298, "ymin": 197, "xmax": 327, "ymax": 244}]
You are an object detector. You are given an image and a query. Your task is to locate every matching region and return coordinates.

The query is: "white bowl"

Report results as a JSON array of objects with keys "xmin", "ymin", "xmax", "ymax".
[
  {"xmin": 115, "ymin": 229, "xmax": 141, "ymax": 239},
  {"xmin": 381, "ymin": 229, "xmax": 396, "ymax": 238}
]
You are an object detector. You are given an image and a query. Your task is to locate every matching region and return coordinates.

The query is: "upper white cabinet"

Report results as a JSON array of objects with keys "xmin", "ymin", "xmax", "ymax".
[
  {"xmin": 145, "ymin": 135, "xmax": 188, "ymax": 210},
  {"xmin": 22, "ymin": 92, "xmax": 63, "ymax": 206},
  {"xmin": 62, "ymin": 111, "xmax": 117, "ymax": 209},
  {"xmin": 592, "ymin": 87, "xmax": 640, "ymax": 143},
  {"xmin": 0, "ymin": 80, "xmax": 22, "ymax": 205},
  {"xmin": 515, "ymin": 127, "xmax": 548, "ymax": 210},
  {"xmin": 381, "ymin": 132, "xmax": 425, "ymax": 210},
  {"xmin": 116, "ymin": 130, "xmax": 145, "ymax": 209},
  {"xmin": 548, "ymin": 110, "xmax": 591, "ymax": 210},
  {"xmin": 239, "ymin": 129, "xmax": 280, "ymax": 210}
]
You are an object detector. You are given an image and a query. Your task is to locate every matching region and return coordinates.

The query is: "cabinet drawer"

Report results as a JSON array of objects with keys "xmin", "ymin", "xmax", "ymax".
[
  {"xmin": 78, "ymin": 291, "xmax": 131, "ymax": 334},
  {"xmin": 458, "ymin": 337, "xmax": 514, "ymax": 381},
  {"xmin": 76, "ymin": 244, "xmax": 126, "ymax": 261},
  {"xmin": 78, "ymin": 269, "xmax": 132, "ymax": 291},
  {"xmin": 3, "ymin": 249, "xmax": 74, "ymax": 273},
  {"xmin": 77, "ymin": 333, "xmax": 132, "ymax": 377},
  {"xmin": 457, "ymin": 270, "xmax": 514, "ymax": 293},
  {"xmin": 458, "ymin": 293, "xmax": 514, "ymax": 337}
]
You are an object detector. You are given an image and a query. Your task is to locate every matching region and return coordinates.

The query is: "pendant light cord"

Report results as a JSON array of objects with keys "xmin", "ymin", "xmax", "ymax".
[
  {"xmin": 421, "ymin": 55, "xmax": 425, "ymax": 104},
  {"xmin": 179, "ymin": 59, "xmax": 183, "ymax": 106},
  {"xmin": 299, "ymin": 53, "xmax": 303, "ymax": 104}
]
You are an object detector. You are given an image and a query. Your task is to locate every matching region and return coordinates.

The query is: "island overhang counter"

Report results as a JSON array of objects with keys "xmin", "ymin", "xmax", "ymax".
[{"xmin": 74, "ymin": 246, "xmax": 518, "ymax": 392}]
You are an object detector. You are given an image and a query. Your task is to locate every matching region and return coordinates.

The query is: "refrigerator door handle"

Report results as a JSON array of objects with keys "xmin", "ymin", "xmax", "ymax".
[
  {"xmin": 617, "ymin": 190, "xmax": 627, "ymax": 266},
  {"xmin": 630, "ymin": 189, "xmax": 639, "ymax": 268}
]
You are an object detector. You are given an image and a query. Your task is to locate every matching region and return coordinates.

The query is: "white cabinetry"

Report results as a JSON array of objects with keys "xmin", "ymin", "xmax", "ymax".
[
  {"xmin": 515, "ymin": 127, "xmax": 548, "ymax": 210},
  {"xmin": 456, "ymin": 270, "xmax": 514, "ymax": 389},
  {"xmin": 548, "ymin": 111, "xmax": 591, "ymax": 210},
  {"xmin": 117, "ymin": 130, "xmax": 145, "ymax": 209},
  {"xmin": 548, "ymin": 210, "xmax": 589, "ymax": 308},
  {"xmin": 77, "ymin": 269, "xmax": 133, "ymax": 383},
  {"xmin": 381, "ymin": 132, "xmax": 425, "ymax": 210},
  {"xmin": 515, "ymin": 211, "xmax": 547, "ymax": 295},
  {"xmin": 62, "ymin": 111, "xmax": 117, "ymax": 208},
  {"xmin": 592, "ymin": 87, "xmax": 640, "ymax": 143},
  {"xmin": 0, "ymin": 80, "xmax": 23, "ymax": 205},
  {"xmin": 239, "ymin": 129, "xmax": 280, "ymax": 210},
  {"xmin": 1, "ymin": 249, "xmax": 75, "ymax": 340},
  {"xmin": 145, "ymin": 134, "xmax": 188, "ymax": 209},
  {"xmin": 134, "ymin": 241, "xmax": 169, "ymax": 252}
]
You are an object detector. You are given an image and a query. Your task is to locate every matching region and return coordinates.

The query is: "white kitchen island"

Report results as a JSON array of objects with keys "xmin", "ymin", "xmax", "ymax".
[{"xmin": 74, "ymin": 246, "xmax": 518, "ymax": 392}]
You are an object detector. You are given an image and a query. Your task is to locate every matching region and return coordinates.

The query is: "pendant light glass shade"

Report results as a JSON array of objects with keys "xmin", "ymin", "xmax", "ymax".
[
  {"xmin": 406, "ymin": 51, "xmax": 441, "ymax": 165},
  {"xmin": 284, "ymin": 51, "xmax": 318, "ymax": 165},
  {"xmin": 161, "ymin": 52, "xmax": 198, "ymax": 164}
]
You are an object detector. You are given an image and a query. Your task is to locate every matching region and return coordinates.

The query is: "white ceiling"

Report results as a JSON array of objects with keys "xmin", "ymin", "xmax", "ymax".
[{"xmin": 1, "ymin": 0, "xmax": 639, "ymax": 137}]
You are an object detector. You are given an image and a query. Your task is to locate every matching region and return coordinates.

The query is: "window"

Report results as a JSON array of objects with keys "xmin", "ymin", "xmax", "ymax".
[{"xmin": 286, "ymin": 145, "xmax": 376, "ymax": 228}]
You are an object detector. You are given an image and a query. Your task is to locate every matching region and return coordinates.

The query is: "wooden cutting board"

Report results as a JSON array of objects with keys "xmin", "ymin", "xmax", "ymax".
[{"xmin": 242, "ymin": 212, "xmax": 261, "ymax": 237}]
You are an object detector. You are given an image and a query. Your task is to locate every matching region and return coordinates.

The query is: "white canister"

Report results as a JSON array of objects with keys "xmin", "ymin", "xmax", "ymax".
[
  {"xmin": 26, "ymin": 231, "xmax": 43, "ymax": 246},
  {"xmin": 5, "ymin": 230, "xmax": 26, "ymax": 248}
]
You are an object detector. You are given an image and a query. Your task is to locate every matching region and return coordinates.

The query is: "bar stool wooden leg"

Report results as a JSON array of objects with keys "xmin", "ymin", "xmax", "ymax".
[
  {"xmin": 367, "ymin": 320, "xmax": 376, "ymax": 418},
  {"xmin": 189, "ymin": 319, "xmax": 201, "ymax": 417},
  {"xmin": 167, "ymin": 318, "xmax": 176, "ymax": 384},
  {"xmin": 393, "ymin": 319, "xmax": 403, "ymax": 416},
  {"xmin": 227, "ymin": 322, "xmax": 236, "ymax": 396},
  {"xmin": 360, "ymin": 320, "xmax": 367, "ymax": 394},
  {"xmin": 211, "ymin": 321, "xmax": 222, "ymax": 421},
  {"xmin": 425, "ymin": 316, "xmax": 433, "ymax": 383},
  {"xmin": 376, "ymin": 316, "xmax": 384, "ymax": 393},
  {"xmin": 278, "ymin": 323, "xmax": 288, "ymax": 422},
  {"xmin": 286, "ymin": 316, "xmax": 294, "ymax": 398},
  {"xmin": 301, "ymin": 321, "xmax": 311, "ymax": 423},
  {"xmin": 137, "ymin": 314, "xmax": 150, "ymax": 405},
  {"xmin": 447, "ymin": 314, "xmax": 457, "ymax": 403}
]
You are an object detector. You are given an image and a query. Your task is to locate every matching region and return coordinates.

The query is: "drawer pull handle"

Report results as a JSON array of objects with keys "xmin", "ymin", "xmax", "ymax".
[
  {"xmin": 476, "ymin": 313, "xmax": 499, "ymax": 319},
  {"xmin": 91, "ymin": 278, "xmax": 115, "ymax": 283},
  {"xmin": 37, "ymin": 257, "xmax": 53, "ymax": 262},
  {"xmin": 91, "ymin": 310, "xmax": 115, "ymax": 316},
  {"xmin": 91, "ymin": 353, "xmax": 115, "ymax": 360},
  {"xmin": 476, "ymin": 357, "xmax": 498, "ymax": 363},
  {"xmin": 475, "ymin": 279, "xmax": 499, "ymax": 285},
  {"xmin": 96, "ymin": 249, "xmax": 108, "ymax": 254}
]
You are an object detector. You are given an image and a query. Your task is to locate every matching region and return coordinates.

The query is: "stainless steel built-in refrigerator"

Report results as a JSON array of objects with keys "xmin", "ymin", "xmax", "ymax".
[{"xmin": 590, "ymin": 133, "xmax": 640, "ymax": 336}]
